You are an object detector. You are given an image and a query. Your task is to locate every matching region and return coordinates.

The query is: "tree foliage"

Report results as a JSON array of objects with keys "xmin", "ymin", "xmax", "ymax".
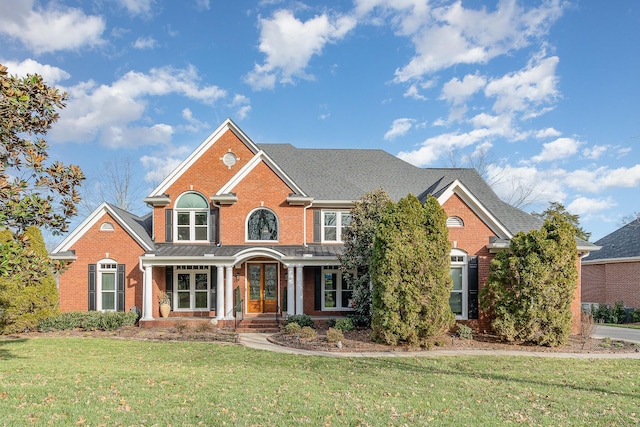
[
  {"xmin": 338, "ymin": 188, "xmax": 391, "ymax": 323},
  {"xmin": 0, "ymin": 64, "xmax": 85, "ymax": 235},
  {"xmin": 0, "ymin": 226, "xmax": 60, "ymax": 333},
  {"xmin": 479, "ymin": 211, "xmax": 578, "ymax": 347},
  {"xmin": 532, "ymin": 201, "xmax": 590, "ymax": 241},
  {"xmin": 370, "ymin": 194, "xmax": 454, "ymax": 347}
]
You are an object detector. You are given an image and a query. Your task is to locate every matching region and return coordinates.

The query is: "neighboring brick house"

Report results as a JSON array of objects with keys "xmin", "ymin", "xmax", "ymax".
[
  {"xmin": 50, "ymin": 119, "xmax": 596, "ymax": 331},
  {"xmin": 582, "ymin": 219, "xmax": 640, "ymax": 309}
]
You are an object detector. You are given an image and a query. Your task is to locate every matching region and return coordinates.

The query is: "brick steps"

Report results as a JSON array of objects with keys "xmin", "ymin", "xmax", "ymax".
[{"xmin": 235, "ymin": 318, "xmax": 280, "ymax": 333}]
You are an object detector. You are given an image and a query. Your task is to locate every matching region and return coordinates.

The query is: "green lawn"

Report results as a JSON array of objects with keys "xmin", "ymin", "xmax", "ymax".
[
  {"xmin": 0, "ymin": 337, "xmax": 638, "ymax": 426},
  {"xmin": 604, "ymin": 323, "xmax": 640, "ymax": 330}
]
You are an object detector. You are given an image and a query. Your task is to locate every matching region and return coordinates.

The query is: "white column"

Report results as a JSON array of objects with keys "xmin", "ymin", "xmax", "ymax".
[
  {"xmin": 225, "ymin": 266, "xmax": 234, "ymax": 319},
  {"xmin": 141, "ymin": 265, "xmax": 154, "ymax": 320},
  {"xmin": 295, "ymin": 264, "xmax": 304, "ymax": 315},
  {"xmin": 287, "ymin": 266, "xmax": 295, "ymax": 316},
  {"xmin": 216, "ymin": 266, "xmax": 224, "ymax": 320}
]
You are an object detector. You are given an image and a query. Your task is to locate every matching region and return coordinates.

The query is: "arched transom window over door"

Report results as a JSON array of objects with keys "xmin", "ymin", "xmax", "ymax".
[
  {"xmin": 175, "ymin": 192, "xmax": 209, "ymax": 242},
  {"xmin": 247, "ymin": 208, "xmax": 279, "ymax": 241}
]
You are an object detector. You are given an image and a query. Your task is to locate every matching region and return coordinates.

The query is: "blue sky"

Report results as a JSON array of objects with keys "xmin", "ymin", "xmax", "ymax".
[{"xmin": 1, "ymin": 0, "xmax": 638, "ymax": 242}]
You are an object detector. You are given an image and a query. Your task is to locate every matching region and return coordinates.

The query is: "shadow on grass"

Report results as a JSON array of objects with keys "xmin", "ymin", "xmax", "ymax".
[
  {"xmin": 0, "ymin": 337, "xmax": 28, "ymax": 360},
  {"xmin": 355, "ymin": 356, "xmax": 639, "ymax": 399}
]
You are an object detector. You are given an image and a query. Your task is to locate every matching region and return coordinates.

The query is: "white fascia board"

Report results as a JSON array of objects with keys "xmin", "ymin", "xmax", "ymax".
[
  {"xmin": 312, "ymin": 200, "xmax": 355, "ymax": 208},
  {"xmin": 148, "ymin": 119, "xmax": 260, "ymax": 197},
  {"xmin": 216, "ymin": 150, "xmax": 306, "ymax": 196},
  {"xmin": 437, "ymin": 179, "xmax": 512, "ymax": 239},
  {"xmin": 52, "ymin": 203, "xmax": 153, "ymax": 253},
  {"xmin": 582, "ymin": 256, "xmax": 640, "ymax": 265}
]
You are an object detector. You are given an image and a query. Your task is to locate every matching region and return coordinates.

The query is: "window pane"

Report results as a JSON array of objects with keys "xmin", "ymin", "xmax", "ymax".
[
  {"xmin": 178, "ymin": 274, "xmax": 190, "ymax": 291},
  {"xmin": 177, "ymin": 226, "xmax": 190, "ymax": 241},
  {"xmin": 178, "ymin": 292, "xmax": 190, "ymax": 309},
  {"xmin": 324, "ymin": 227, "xmax": 337, "ymax": 241},
  {"xmin": 194, "ymin": 226, "xmax": 208, "ymax": 240},
  {"xmin": 450, "ymin": 267, "xmax": 463, "ymax": 290},
  {"xmin": 102, "ymin": 273, "xmax": 115, "ymax": 291},
  {"xmin": 177, "ymin": 212, "xmax": 190, "ymax": 225},
  {"xmin": 249, "ymin": 265, "xmax": 261, "ymax": 300},
  {"xmin": 195, "ymin": 273, "xmax": 208, "ymax": 290},
  {"xmin": 341, "ymin": 290, "xmax": 353, "ymax": 308},
  {"xmin": 449, "ymin": 293, "xmax": 462, "ymax": 315},
  {"xmin": 176, "ymin": 193, "xmax": 208, "ymax": 209},
  {"xmin": 341, "ymin": 212, "xmax": 351, "ymax": 226},
  {"xmin": 324, "ymin": 212, "xmax": 336, "ymax": 226},
  {"xmin": 195, "ymin": 292, "xmax": 208, "ymax": 309},
  {"xmin": 264, "ymin": 265, "xmax": 277, "ymax": 301},
  {"xmin": 324, "ymin": 273, "xmax": 336, "ymax": 290},
  {"xmin": 248, "ymin": 209, "xmax": 278, "ymax": 240},
  {"xmin": 324, "ymin": 291, "xmax": 336, "ymax": 308},
  {"xmin": 194, "ymin": 212, "xmax": 207, "ymax": 226},
  {"xmin": 102, "ymin": 292, "xmax": 115, "ymax": 310}
]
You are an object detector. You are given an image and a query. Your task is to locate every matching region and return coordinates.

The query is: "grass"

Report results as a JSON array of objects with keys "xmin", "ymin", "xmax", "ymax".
[
  {"xmin": 1, "ymin": 337, "xmax": 639, "ymax": 426},
  {"xmin": 603, "ymin": 323, "xmax": 640, "ymax": 330}
]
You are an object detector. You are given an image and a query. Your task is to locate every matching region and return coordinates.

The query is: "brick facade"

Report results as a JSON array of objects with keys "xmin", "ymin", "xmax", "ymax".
[{"xmin": 582, "ymin": 261, "xmax": 640, "ymax": 308}]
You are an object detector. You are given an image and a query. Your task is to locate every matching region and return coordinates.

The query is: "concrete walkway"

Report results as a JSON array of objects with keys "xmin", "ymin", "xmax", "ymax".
[{"xmin": 238, "ymin": 332, "xmax": 640, "ymax": 359}]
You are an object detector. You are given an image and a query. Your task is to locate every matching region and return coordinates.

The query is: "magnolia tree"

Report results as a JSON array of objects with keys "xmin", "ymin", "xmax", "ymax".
[
  {"xmin": 338, "ymin": 188, "xmax": 391, "ymax": 324},
  {"xmin": 370, "ymin": 194, "xmax": 454, "ymax": 347}
]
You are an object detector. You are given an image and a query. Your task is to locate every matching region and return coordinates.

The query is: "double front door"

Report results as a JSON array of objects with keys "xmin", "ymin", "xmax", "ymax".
[{"xmin": 247, "ymin": 263, "xmax": 278, "ymax": 313}]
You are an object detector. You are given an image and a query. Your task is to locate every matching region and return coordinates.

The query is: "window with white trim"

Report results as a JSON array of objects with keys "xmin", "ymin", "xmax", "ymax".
[
  {"xmin": 175, "ymin": 192, "xmax": 209, "ymax": 242},
  {"xmin": 321, "ymin": 266, "xmax": 354, "ymax": 310},
  {"xmin": 322, "ymin": 211, "xmax": 351, "ymax": 242},
  {"xmin": 247, "ymin": 208, "xmax": 279, "ymax": 241},
  {"xmin": 449, "ymin": 249, "xmax": 468, "ymax": 319},
  {"xmin": 98, "ymin": 261, "xmax": 117, "ymax": 311},
  {"xmin": 174, "ymin": 266, "xmax": 210, "ymax": 311},
  {"xmin": 446, "ymin": 216, "xmax": 464, "ymax": 227}
]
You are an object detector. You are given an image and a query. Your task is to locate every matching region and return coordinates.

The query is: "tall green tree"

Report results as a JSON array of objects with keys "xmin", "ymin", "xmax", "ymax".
[
  {"xmin": 0, "ymin": 64, "xmax": 85, "ymax": 236},
  {"xmin": 370, "ymin": 194, "xmax": 454, "ymax": 347},
  {"xmin": 0, "ymin": 226, "xmax": 60, "ymax": 333},
  {"xmin": 338, "ymin": 188, "xmax": 391, "ymax": 323},
  {"xmin": 532, "ymin": 201, "xmax": 590, "ymax": 241},
  {"xmin": 480, "ymin": 210, "xmax": 578, "ymax": 347}
]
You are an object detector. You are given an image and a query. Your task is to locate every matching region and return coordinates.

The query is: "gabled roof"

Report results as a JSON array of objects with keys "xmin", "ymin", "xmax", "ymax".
[
  {"xmin": 583, "ymin": 219, "xmax": 640, "ymax": 262},
  {"xmin": 148, "ymin": 118, "xmax": 259, "ymax": 198},
  {"xmin": 258, "ymin": 143, "xmax": 542, "ymax": 236},
  {"xmin": 51, "ymin": 203, "xmax": 153, "ymax": 255}
]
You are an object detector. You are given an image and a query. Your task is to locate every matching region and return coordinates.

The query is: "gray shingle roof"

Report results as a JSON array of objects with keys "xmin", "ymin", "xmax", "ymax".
[
  {"xmin": 258, "ymin": 143, "xmax": 542, "ymax": 236},
  {"xmin": 108, "ymin": 204, "xmax": 154, "ymax": 249},
  {"xmin": 151, "ymin": 244, "xmax": 343, "ymax": 258},
  {"xmin": 585, "ymin": 219, "xmax": 640, "ymax": 261}
]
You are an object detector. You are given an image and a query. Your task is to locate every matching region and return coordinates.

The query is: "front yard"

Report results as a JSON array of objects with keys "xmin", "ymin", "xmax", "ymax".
[{"xmin": 1, "ymin": 336, "xmax": 638, "ymax": 426}]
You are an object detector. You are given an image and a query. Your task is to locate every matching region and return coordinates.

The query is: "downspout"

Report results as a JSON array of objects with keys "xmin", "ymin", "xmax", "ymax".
[
  {"xmin": 211, "ymin": 200, "xmax": 222, "ymax": 245},
  {"xmin": 303, "ymin": 201, "xmax": 314, "ymax": 248}
]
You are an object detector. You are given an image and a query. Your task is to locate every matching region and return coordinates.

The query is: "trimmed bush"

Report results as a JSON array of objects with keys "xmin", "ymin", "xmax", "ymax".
[
  {"xmin": 334, "ymin": 317, "xmax": 354, "ymax": 332},
  {"xmin": 455, "ymin": 323, "xmax": 473, "ymax": 340},
  {"xmin": 593, "ymin": 301, "xmax": 627, "ymax": 324},
  {"xmin": 299, "ymin": 326, "xmax": 317, "ymax": 339},
  {"xmin": 283, "ymin": 314, "xmax": 314, "ymax": 328},
  {"xmin": 284, "ymin": 322, "xmax": 302, "ymax": 335},
  {"xmin": 38, "ymin": 311, "xmax": 137, "ymax": 332},
  {"xmin": 326, "ymin": 327, "xmax": 344, "ymax": 343}
]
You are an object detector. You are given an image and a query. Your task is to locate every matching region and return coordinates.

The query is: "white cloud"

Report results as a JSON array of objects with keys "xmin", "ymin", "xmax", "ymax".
[
  {"xmin": 598, "ymin": 164, "xmax": 640, "ymax": 189},
  {"xmin": 140, "ymin": 154, "xmax": 184, "ymax": 184},
  {"xmin": 384, "ymin": 118, "xmax": 414, "ymax": 140},
  {"xmin": 567, "ymin": 196, "xmax": 615, "ymax": 216},
  {"xmin": 117, "ymin": 0, "xmax": 155, "ymax": 17},
  {"xmin": 535, "ymin": 127, "xmax": 561, "ymax": 139},
  {"xmin": 531, "ymin": 137, "xmax": 580, "ymax": 163},
  {"xmin": 50, "ymin": 66, "xmax": 227, "ymax": 147},
  {"xmin": 485, "ymin": 55, "xmax": 560, "ymax": 115},
  {"xmin": 229, "ymin": 94, "xmax": 252, "ymax": 120},
  {"xmin": 382, "ymin": 0, "xmax": 565, "ymax": 81},
  {"xmin": 245, "ymin": 10, "xmax": 356, "ymax": 90},
  {"xmin": 180, "ymin": 108, "xmax": 209, "ymax": 133},
  {"xmin": 0, "ymin": 1, "xmax": 105, "ymax": 54},
  {"xmin": 1, "ymin": 58, "xmax": 70, "ymax": 84},
  {"xmin": 485, "ymin": 164, "xmax": 565, "ymax": 207},
  {"xmin": 440, "ymin": 73, "xmax": 486, "ymax": 105},
  {"xmin": 133, "ymin": 36, "xmax": 158, "ymax": 49},
  {"xmin": 194, "ymin": 0, "xmax": 210, "ymax": 11},
  {"xmin": 582, "ymin": 145, "xmax": 609, "ymax": 160}
]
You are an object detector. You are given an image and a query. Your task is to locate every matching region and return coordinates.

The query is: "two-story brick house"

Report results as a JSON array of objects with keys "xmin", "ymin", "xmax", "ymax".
[{"xmin": 50, "ymin": 119, "xmax": 594, "ymax": 331}]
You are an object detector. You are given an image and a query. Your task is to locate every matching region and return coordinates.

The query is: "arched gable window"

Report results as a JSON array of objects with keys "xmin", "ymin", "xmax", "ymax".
[
  {"xmin": 247, "ymin": 208, "xmax": 279, "ymax": 241},
  {"xmin": 446, "ymin": 216, "xmax": 464, "ymax": 227},
  {"xmin": 175, "ymin": 192, "xmax": 209, "ymax": 242}
]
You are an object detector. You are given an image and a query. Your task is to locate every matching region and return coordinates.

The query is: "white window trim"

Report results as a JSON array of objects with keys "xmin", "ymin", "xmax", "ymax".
[
  {"xmin": 321, "ymin": 210, "xmax": 351, "ymax": 243},
  {"xmin": 245, "ymin": 207, "xmax": 280, "ymax": 242},
  {"xmin": 321, "ymin": 266, "xmax": 355, "ymax": 311},
  {"xmin": 97, "ymin": 259, "xmax": 117, "ymax": 312},
  {"xmin": 174, "ymin": 266, "xmax": 210, "ymax": 311},
  {"xmin": 174, "ymin": 192, "xmax": 209, "ymax": 242},
  {"xmin": 450, "ymin": 249, "xmax": 468, "ymax": 320},
  {"xmin": 100, "ymin": 222, "xmax": 115, "ymax": 231},
  {"xmin": 446, "ymin": 216, "xmax": 464, "ymax": 228}
]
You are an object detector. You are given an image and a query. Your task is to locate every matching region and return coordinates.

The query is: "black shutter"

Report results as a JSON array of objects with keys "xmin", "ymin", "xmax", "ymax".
[
  {"xmin": 313, "ymin": 210, "xmax": 321, "ymax": 243},
  {"xmin": 88, "ymin": 264, "xmax": 96, "ymax": 311},
  {"xmin": 282, "ymin": 285, "xmax": 287, "ymax": 312},
  {"xmin": 209, "ymin": 266, "xmax": 217, "ymax": 310},
  {"xmin": 117, "ymin": 264, "xmax": 126, "ymax": 312},
  {"xmin": 468, "ymin": 256, "xmax": 478, "ymax": 319},
  {"xmin": 210, "ymin": 209, "xmax": 218, "ymax": 243},
  {"xmin": 314, "ymin": 267, "xmax": 322, "ymax": 311},
  {"xmin": 165, "ymin": 209, "xmax": 173, "ymax": 242},
  {"xmin": 165, "ymin": 266, "xmax": 173, "ymax": 309}
]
